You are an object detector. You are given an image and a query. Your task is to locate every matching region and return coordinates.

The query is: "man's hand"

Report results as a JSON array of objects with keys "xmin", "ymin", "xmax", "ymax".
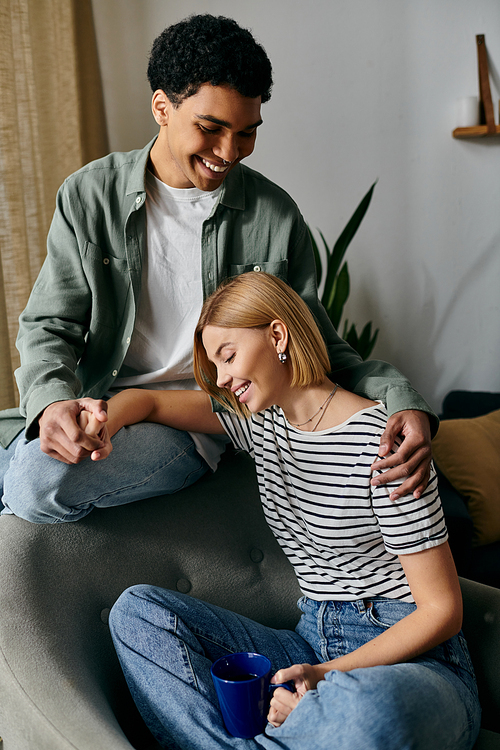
[
  {"xmin": 371, "ymin": 409, "xmax": 432, "ymax": 501},
  {"xmin": 38, "ymin": 398, "xmax": 108, "ymax": 464},
  {"xmin": 78, "ymin": 408, "xmax": 113, "ymax": 461}
]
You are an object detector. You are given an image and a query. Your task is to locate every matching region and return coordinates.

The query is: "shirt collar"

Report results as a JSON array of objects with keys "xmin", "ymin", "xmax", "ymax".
[
  {"xmin": 126, "ymin": 136, "xmax": 157, "ymax": 196},
  {"xmin": 126, "ymin": 135, "xmax": 246, "ymax": 211},
  {"xmin": 219, "ymin": 164, "xmax": 245, "ymax": 210}
]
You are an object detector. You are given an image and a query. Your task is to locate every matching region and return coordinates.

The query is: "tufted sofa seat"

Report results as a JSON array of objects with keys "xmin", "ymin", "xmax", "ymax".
[{"xmin": 0, "ymin": 448, "xmax": 499, "ymax": 749}]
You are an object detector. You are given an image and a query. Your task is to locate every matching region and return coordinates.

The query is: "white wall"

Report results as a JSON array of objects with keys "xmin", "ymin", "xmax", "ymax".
[{"xmin": 91, "ymin": 0, "xmax": 500, "ymax": 412}]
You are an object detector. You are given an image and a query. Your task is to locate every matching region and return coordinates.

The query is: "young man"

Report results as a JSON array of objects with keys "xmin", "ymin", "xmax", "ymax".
[{"xmin": 0, "ymin": 14, "xmax": 435, "ymax": 522}]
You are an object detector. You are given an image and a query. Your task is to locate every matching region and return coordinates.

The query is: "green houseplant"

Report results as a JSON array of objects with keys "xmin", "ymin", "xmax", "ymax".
[{"xmin": 309, "ymin": 180, "xmax": 379, "ymax": 360}]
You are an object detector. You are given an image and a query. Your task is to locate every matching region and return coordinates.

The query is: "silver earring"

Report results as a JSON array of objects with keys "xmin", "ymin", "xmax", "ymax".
[{"xmin": 278, "ymin": 351, "xmax": 287, "ymax": 364}]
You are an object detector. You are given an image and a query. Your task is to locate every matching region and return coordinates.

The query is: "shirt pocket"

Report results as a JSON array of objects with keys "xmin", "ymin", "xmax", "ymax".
[
  {"xmin": 82, "ymin": 242, "xmax": 130, "ymax": 330},
  {"xmin": 228, "ymin": 260, "xmax": 288, "ymax": 282}
]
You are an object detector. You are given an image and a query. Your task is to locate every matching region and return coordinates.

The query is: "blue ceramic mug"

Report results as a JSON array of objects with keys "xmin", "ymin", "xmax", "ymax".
[{"xmin": 211, "ymin": 652, "xmax": 294, "ymax": 738}]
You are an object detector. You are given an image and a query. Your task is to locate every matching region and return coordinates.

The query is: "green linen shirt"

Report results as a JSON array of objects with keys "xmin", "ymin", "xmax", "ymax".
[{"xmin": 4, "ymin": 138, "xmax": 436, "ymax": 443}]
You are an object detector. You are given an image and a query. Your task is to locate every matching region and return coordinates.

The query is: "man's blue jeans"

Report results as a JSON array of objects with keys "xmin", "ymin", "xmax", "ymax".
[
  {"xmin": 0, "ymin": 423, "xmax": 209, "ymax": 523},
  {"xmin": 109, "ymin": 586, "xmax": 481, "ymax": 750}
]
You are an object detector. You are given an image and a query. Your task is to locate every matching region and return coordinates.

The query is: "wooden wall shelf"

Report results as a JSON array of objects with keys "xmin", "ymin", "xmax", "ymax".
[
  {"xmin": 453, "ymin": 35, "xmax": 499, "ymax": 140},
  {"xmin": 453, "ymin": 125, "xmax": 500, "ymax": 139}
]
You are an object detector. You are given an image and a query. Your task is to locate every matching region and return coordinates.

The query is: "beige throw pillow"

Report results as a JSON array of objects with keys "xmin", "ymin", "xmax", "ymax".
[{"xmin": 432, "ymin": 410, "xmax": 500, "ymax": 547}]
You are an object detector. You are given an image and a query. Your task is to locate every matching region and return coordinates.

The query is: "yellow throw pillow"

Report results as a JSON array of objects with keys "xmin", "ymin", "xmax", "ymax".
[{"xmin": 432, "ymin": 410, "xmax": 500, "ymax": 547}]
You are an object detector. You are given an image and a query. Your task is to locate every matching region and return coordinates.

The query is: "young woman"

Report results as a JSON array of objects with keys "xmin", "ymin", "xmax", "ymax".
[{"xmin": 84, "ymin": 272, "xmax": 480, "ymax": 750}]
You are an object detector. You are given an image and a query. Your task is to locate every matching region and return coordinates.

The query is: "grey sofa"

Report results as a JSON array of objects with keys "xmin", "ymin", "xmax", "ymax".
[{"xmin": 0, "ymin": 449, "xmax": 499, "ymax": 749}]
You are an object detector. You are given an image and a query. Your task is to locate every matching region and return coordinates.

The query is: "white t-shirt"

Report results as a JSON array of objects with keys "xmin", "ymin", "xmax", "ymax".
[
  {"xmin": 218, "ymin": 402, "xmax": 447, "ymax": 603},
  {"xmin": 113, "ymin": 171, "xmax": 226, "ymax": 469}
]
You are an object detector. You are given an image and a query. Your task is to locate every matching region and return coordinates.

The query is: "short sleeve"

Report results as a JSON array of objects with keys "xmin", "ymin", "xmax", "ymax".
[
  {"xmin": 217, "ymin": 412, "xmax": 254, "ymax": 458},
  {"xmin": 371, "ymin": 463, "xmax": 448, "ymax": 555}
]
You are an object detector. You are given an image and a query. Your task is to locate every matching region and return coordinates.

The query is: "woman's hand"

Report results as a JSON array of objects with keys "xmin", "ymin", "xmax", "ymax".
[
  {"xmin": 78, "ymin": 409, "xmax": 113, "ymax": 461},
  {"xmin": 268, "ymin": 663, "xmax": 324, "ymax": 728}
]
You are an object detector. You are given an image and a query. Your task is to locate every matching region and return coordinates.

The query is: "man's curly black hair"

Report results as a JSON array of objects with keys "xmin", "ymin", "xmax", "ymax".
[{"xmin": 147, "ymin": 14, "xmax": 273, "ymax": 106}]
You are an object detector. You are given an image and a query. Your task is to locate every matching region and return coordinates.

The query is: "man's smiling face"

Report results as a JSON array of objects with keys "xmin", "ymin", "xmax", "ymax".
[{"xmin": 149, "ymin": 83, "xmax": 263, "ymax": 190}]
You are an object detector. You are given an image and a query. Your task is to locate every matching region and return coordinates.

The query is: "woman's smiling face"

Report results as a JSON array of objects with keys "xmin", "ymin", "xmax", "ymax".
[{"xmin": 202, "ymin": 324, "xmax": 289, "ymax": 413}]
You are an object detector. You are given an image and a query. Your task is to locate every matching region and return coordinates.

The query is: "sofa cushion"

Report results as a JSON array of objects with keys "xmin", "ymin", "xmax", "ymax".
[{"xmin": 432, "ymin": 410, "xmax": 500, "ymax": 547}]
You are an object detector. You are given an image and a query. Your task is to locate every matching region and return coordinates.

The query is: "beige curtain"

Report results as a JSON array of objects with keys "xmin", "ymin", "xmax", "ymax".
[{"xmin": 0, "ymin": 0, "xmax": 109, "ymax": 410}]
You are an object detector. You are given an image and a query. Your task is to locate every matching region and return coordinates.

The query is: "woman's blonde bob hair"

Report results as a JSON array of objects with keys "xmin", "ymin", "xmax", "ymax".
[{"xmin": 193, "ymin": 272, "xmax": 330, "ymax": 414}]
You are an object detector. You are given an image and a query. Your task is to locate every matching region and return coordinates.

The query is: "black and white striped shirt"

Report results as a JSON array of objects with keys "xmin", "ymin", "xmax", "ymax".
[{"xmin": 218, "ymin": 402, "xmax": 446, "ymax": 603}]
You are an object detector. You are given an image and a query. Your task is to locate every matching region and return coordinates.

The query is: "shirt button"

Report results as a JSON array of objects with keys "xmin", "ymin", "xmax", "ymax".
[
  {"xmin": 103, "ymin": 257, "xmax": 110, "ymax": 265},
  {"xmin": 112, "ymin": 370, "xmax": 118, "ymax": 377},
  {"xmin": 253, "ymin": 265, "xmax": 261, "ymax": 272},
  {"xmin": 135, "ymin": 196, "xmax": 142, "ymax": 204},
  {"xmin": 126, "ymin": 337, "xmax": 131, "ymax": 344},
  {"xmin": 250, "ymin": 548, "xmax": 264, "ymax": 563},
  {"xmin": 176, "ymin": 578, "xmax": 192, "ymax": 594}
]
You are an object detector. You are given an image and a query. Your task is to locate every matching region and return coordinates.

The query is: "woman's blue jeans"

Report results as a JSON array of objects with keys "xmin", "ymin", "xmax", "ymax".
[
  {"xmin": 0, "ymin": 423, "xmax": 209, "ymax": 522},
  {"xmin": 109, "ymin": 586, "xmax": 481, "ymax": 750}
]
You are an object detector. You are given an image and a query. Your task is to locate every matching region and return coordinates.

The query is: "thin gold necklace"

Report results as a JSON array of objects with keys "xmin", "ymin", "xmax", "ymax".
[{"xmin": 289, "ymin": 384, "xmax": 339, "ymax": 431}]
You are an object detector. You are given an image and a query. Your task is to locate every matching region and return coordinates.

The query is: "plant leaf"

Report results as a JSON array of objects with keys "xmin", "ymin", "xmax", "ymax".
[
  {"xmin": 308, "ymin": 181, "xmax": 379, "ymax": 359},
  {"xmin": 312, "ymin": 229, "xmax": 330, "ymax": 306},
  {"xmin": 343, "ymin": 320, "xmax": 357, "ymax": 346},
  {"xmin": 363, "ymin": 326, "xmax": 379, "ymax": 360},
  {"xmin": 326, "ymin": 261, "xmax": 350, "ymax": 330},
  {"xmin": 342, "ymin": 319, "xmax": 380, "ymax": 360},
  {"xmin": 324, "ymin": 180, "xmax": 378, "ymax": 299},
  {"xmin": 318, "ymin": 228, "xmax": 331, "ymax": 259},
  {"xmin": 356, "ymin": 321, "xmax": 380, "ymax": 360}
]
